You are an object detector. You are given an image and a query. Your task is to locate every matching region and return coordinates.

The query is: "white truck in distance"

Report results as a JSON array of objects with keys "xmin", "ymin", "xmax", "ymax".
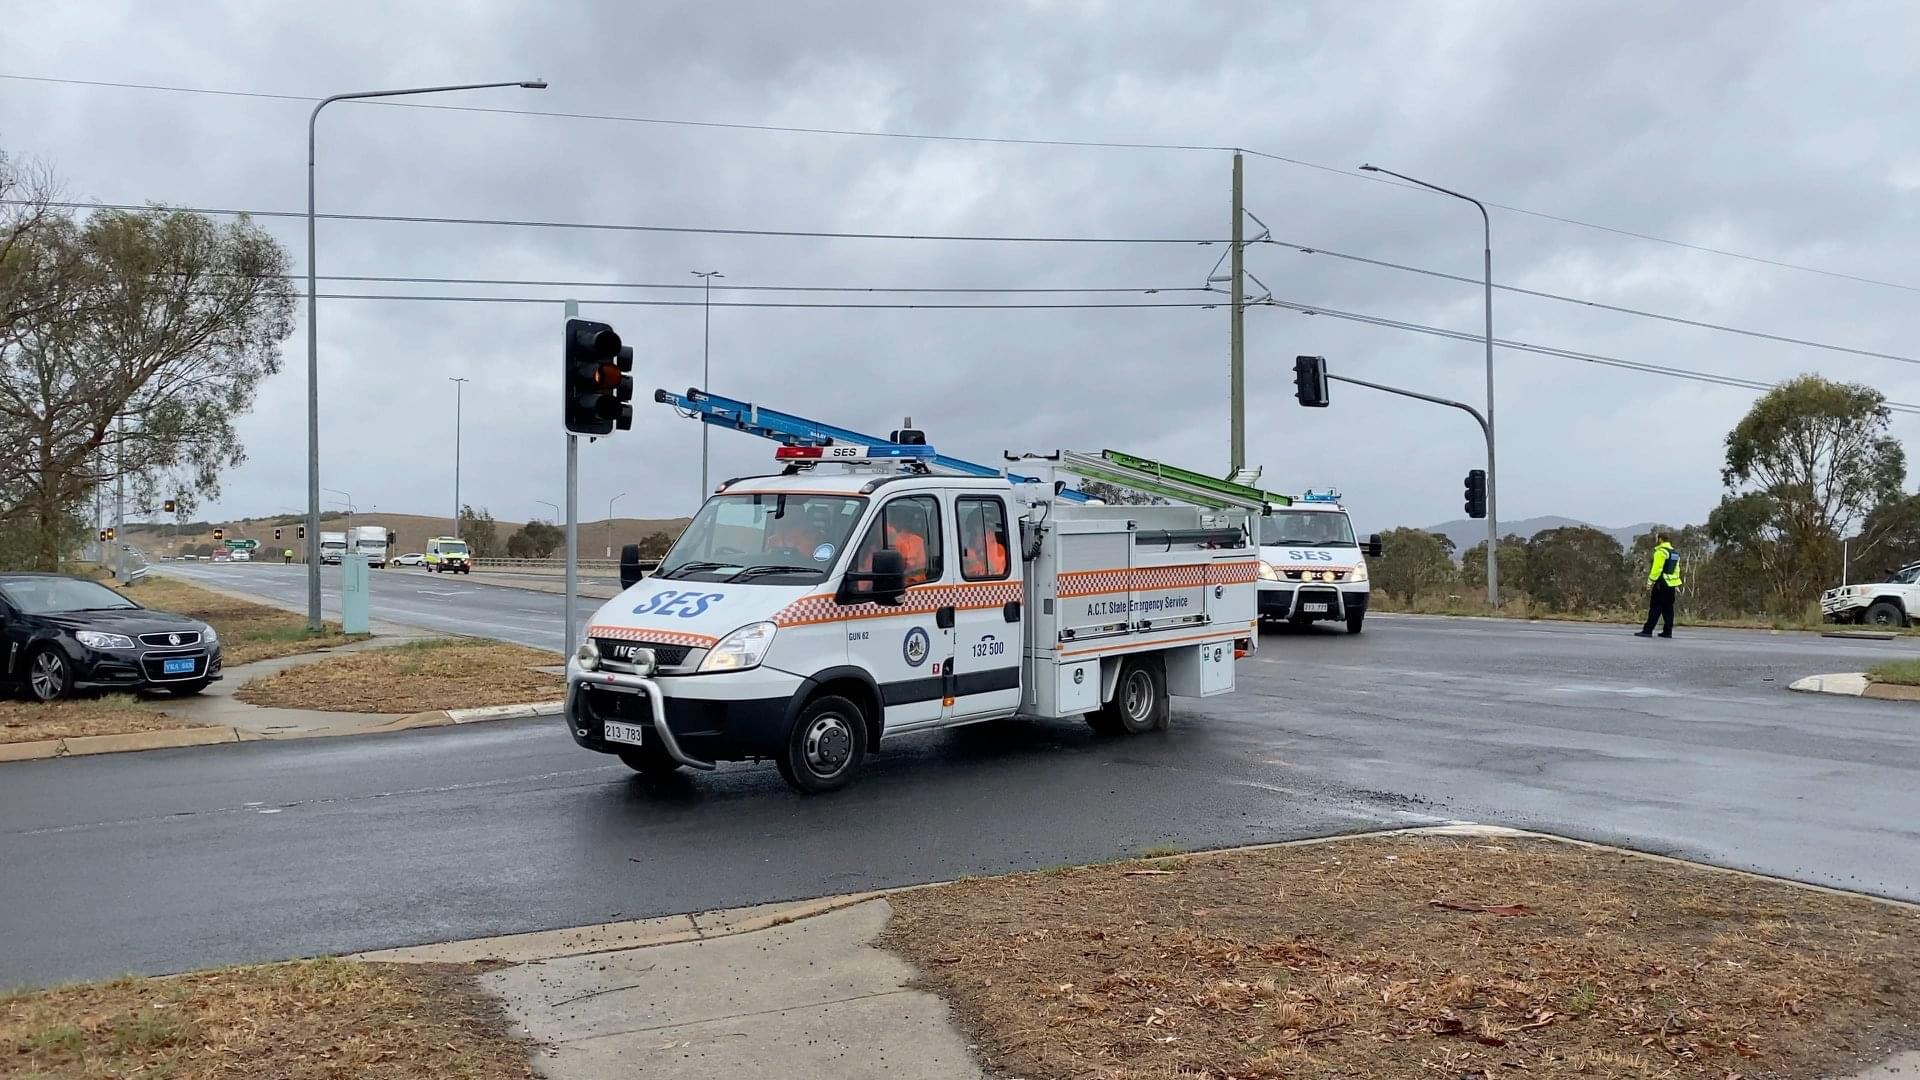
[
  {"xmin": 318, "ymin": 531, "xmax": 347, "ymax": 565},
  {"xmin": 1255, "ymin": 491, "xmax": 1380, "ymax": 634},
  {"xmin": 567, "ymin": 442, "xmax": 1261, "ymax": 794},
  {"xmin": 1821, "ymin": 562, "xmax": 1920, "ymax": 627},
  {"xmin": 350, "ymin": 524, "xmax": 389, "ymax": 568}
]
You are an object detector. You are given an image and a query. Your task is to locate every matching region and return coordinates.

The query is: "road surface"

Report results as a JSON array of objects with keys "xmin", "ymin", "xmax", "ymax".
[{"xmin": 2, "ymin": 564, "xmax": 1916, "ymax": 987}]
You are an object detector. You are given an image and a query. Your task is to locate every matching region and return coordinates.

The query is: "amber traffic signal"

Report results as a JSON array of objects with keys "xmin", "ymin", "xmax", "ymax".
[{"xmin": 564, "ymin": 318, "xmax": 634, "ymax": 436}]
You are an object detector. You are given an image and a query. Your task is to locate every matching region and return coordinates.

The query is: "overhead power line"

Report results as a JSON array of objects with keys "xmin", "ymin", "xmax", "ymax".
[
  {"xmin": 293, "ymin": 291, "xmax": 1224, "ymax": 310},
  {"xmin": 273, "ymin": 273, "xmax": 1212, "ymax": 295},
  {"xmin": 7, "ymin": 71, "xmax": 1914, "ymax": 293},
  {"xmin": 21, "ymin": 199, "xmax": 1226, "ymax": 245},
  {"xmin": 1255, "ymin": 297, "xmax": 1920, "ymax": 414}
]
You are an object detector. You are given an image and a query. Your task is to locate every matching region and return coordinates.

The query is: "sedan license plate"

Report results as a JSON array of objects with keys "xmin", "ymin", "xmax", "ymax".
[
  {"xmin": 602, "ymin": 720, "xmax": 645, "ymax": 746},
  {"xmin": 162, "ymin": 658, "xmax": 197, "ymax": 675},
  {"xmin": 1302, "ymin": 602, "xmax": 1329, "ymax": 614}
]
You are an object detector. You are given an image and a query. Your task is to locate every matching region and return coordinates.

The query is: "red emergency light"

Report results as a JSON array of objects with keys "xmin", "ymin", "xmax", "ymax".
[{"xmin": 775, "ymin": 446, "xmax": 825, "ymax": 460}]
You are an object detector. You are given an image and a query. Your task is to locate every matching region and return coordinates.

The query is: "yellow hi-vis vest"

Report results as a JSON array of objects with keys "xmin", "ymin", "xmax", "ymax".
[{"xmin": 1648, "ymin": 541, "xmax": 1683, "ymax": 587}]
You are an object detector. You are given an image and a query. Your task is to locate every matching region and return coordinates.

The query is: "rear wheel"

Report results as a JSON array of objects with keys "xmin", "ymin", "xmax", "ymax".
[
  {"xmin": 1866, "ymin": 601, "xmax": 1905, "ymax": 627},
  {"xmin": 1089, "ymin": 656, "xmax": 1168, "ymax": 734},
  {"xmin": 776, "ymin": 694, "xmax": 867, "ymax": 794}
]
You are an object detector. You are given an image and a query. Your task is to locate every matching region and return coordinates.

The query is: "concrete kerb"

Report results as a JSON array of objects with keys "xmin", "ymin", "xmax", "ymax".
[
  {"xmin": 1785, "ymin": 672, "xmax": 1920, "ymax": 700},
  {"xmin": 355, "ymin": 822, "xmax": 1920, "ymax": 970}
]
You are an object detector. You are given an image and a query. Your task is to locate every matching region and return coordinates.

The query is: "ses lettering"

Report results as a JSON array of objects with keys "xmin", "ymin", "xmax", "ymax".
[{"xmin": 631, "ymin": 590, "xmax": 726, "ymax": 618}]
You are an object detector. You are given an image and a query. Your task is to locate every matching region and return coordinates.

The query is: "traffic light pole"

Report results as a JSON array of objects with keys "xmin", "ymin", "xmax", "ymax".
[
  {"xmin": 564, "ymin": 299, "xmax": 580, "ymax": 662},
  {"xmin": 1326, "ymin": 373, "xmax": 1497, "ymax": 606}
]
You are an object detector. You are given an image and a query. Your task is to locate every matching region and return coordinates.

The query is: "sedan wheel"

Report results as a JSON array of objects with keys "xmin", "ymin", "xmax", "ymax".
[{"xmin": 29, "ymin": 648, "xmax": 72, "ymax": 702}]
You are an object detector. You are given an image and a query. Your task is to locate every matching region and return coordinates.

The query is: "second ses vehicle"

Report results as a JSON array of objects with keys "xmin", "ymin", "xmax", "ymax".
[
  {"xmin": 1254, "ymin": 490, "xmax": 1381, "ymax": 634},
  {"xmin": 0, "ymin": 573, "xmax": 222, "ymax": 700},
  {"xmin": 425, "ymin": 536, "xmax": 470, "ymax": 573}
]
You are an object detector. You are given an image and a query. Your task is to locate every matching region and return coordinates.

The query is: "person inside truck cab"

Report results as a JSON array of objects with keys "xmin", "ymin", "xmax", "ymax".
[
  {"xmin": 854, "ymin": 500, "xmax": 934, "ymax": 587},
  {"xmin": 764, "ymin": 505, "xmax": 829, "ymax": 557}
]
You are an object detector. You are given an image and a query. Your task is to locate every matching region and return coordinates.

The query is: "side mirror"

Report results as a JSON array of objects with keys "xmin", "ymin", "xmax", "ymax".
[
  {"xmin": 838, "ymin": 549, "xmax": 908, "ymax": 606},
  {"xmin": 619, "ymin": 543, "xmax": 645, "ymax": 589},
  {"xmin": 1365, "ymin": 534, "xmax": 1383, "ymax": 559}
]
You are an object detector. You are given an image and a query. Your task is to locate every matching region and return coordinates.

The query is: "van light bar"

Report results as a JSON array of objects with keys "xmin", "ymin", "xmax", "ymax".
[
  {"xmin": 775, "ymin": 443, "xmax": 937, "ymax": 462},
  {"xmin": 1300, "ymin": 489, "xmax": 1342, "ymax": 503}
]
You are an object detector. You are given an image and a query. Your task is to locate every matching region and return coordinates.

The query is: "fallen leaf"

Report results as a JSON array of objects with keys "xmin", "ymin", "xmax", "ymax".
[{"xmin": 1428, "ymin": 899, "xmax": 1535, "ymax": 917}]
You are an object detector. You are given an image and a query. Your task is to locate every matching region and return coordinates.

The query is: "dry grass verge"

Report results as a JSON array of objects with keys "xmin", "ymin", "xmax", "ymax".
[
  {"xmin": 236, "ymin": 638, "xmax": 561, "ymax": 713},
  {"xmin": 120, "ymin": 575, "xmax": 360, "ymax": 665},
  {"xmin": 0, "ymin": 695, "xmax": 191, "ymax": 745},
  {"xmin": 884, "ymin": 834, "xmax": 1920, "ymax": 1079},
  {"xmin": 1867, "ymin": 659, "xmax": 1920, "ymax": 686},
  {"xmin": 0, "ymin": 957, "xmax": 532, "ymax": 1079}
]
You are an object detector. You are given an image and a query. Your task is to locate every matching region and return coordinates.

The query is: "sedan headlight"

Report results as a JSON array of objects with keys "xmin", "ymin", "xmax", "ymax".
[
  {"xmin": 202, "ymin": 624, "xmax": 219, "ymax": 644},
  {"xmin": 1257, "ymin": 561, "xmax": 1280, "ymax": 581},
  {"xmin": 699, "ymin": 621, "xmax": 777, "ymax": 673},
  {"xmin": 1350, "ymin": 562, "xmax": 1369, "ymax": 582},
  {"xmin": 76, "ymin": 630, "xmax": 135, "ymax": 650}
]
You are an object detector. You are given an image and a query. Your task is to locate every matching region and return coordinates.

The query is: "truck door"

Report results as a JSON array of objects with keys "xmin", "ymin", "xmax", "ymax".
[
  {"xmin": 947, "ymin": 494, "xmax": 1023, "ymax": 720},
  {"xmin": 846, "ymin": 493, "xmax": 950, "ymax": 733}
]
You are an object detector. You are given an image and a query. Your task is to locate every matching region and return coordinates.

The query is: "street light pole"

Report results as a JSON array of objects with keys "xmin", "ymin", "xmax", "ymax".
[
  {"xmin": 306, "ymin": 78, "xmax": 546, "ymax": 631},
  {"xmin": 536, "ymin": 499, "xmax": 560, "ymax": 523},
  {"xmin": 1359, "ymin": 164, "xmax": 1498, "ymax": 607},
  {"xmin": 325, "ymin": 487, "xmax": 353, "ymax": 535},
  {"xmin": 607, "ymin": 492, "xmax": 627, "ymax": 558},
  {"xmin": 449, "ymin": 376, "xmax": 469, "ymax": 537},
  {"xmin": 692, "ymin": 270, "xmax": 723, "ymax": 500}
]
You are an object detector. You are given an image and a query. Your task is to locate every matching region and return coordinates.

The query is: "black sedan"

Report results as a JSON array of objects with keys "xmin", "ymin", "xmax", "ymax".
[{"xmin": 0, "ymin": 573, "xmax": 223, "ymax": 701}]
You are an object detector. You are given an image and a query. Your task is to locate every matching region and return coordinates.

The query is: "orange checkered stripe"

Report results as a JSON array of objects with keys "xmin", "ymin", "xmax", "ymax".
[
  {"xmin": 587, "ymin": 625, "xmax": 720, "ymax": 648},
  {"xmin": 772, "ymin": 580, "xmax": 1025, "ymax": 628},
  {"xmin": 1057, "ymin": 560, "xmax": 1259, "ymax": 598}
]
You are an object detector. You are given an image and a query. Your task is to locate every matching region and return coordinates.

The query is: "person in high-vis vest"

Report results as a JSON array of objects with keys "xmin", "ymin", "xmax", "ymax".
[{"xmin": 1634, "ymin": 532, "xmax": 1683, "ymax": 638}]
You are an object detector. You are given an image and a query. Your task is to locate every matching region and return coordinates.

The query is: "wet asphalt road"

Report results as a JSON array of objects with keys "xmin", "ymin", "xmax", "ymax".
[{"xmin": 2, "ymin": 564, "xmax": 1917, "ymax": 987}]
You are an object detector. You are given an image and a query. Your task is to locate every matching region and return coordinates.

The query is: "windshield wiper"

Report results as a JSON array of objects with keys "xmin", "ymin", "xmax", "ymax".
[
  {"xmin": 726, "ymin": 564, "xmax": 816, "ymax": 582},
  {"xmin": 657, "ymin": 560, "xmax": 734, "ymax": 580}
]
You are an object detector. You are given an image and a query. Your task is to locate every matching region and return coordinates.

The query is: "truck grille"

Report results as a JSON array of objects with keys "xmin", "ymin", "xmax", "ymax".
[
  {"xmin": 594, "ymin": 639, "xmax": 693, "ymax": 669},
  {"xmin": 139, "ymin": 630, "xmax": 202, "ymax": 647}
]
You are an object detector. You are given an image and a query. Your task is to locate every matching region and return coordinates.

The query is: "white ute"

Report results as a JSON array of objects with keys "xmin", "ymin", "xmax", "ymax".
[
  {"xmin": 1821, "ymin": 562, "xmax": 1920, "ymax": 627},
  {"xmin": 566, "ymin": 438, "xmax": 1260, "ymax": 793}
]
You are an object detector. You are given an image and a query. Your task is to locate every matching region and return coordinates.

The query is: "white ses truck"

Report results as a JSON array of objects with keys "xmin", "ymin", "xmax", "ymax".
[
  {"xmin": 1254, "ymin": 491, "xmax": 1382, "ymax": 634},
  {"xmin": 566, "ymin": 391, "xmax": 1264, "ymax": 793}
]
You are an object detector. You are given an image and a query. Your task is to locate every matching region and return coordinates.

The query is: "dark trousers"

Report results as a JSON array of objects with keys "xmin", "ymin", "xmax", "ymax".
[{"xmin": 1641, "ymin": 582, "xmax": 1676, "ymax": 636}]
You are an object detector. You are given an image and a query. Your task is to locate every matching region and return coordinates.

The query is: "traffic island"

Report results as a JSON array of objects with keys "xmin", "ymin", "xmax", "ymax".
[
  {"xmin": 0, "ymin": 958, "xmax": 533, "ymax": 1079},
  {"xmin": 882, "ymin": 832, "xmax": 1920, "ymax": 1079},
  {"xmin": 1792, "ymin": 662, "xmax": 1920, "ymax": 701},
  {"xmin": 234, "ymin": 637, "xmax": 562, "ymax": 713}
]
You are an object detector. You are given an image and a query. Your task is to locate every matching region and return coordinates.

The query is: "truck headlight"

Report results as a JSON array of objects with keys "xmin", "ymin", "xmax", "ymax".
[
  {"xmin": 574, "ymin": 640, "xmax": 600, "ymax": 672},
  {"xmin": 699, "ymin": 621, "xmax": 777, "ymax": 673},
  {"xmin": 1258, "ymin": 561, "xmax": 1280, "ymax": 581},
  {"xmin": 1350, "ymin": 563, "xmax": 1368, "ymax": 582},
  {"xmin": 76, "ymin": 630, "xmax": 135, "ymax": 650}
]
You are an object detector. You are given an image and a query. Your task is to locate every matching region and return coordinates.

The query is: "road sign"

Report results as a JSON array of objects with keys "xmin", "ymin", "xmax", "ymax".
[{"xmin": 225, "ymin": 538, "xmax": 258, "ymax": 551}]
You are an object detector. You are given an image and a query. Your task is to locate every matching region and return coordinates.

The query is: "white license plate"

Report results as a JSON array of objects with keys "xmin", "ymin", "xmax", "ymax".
[
  {"xmin": 602, "ymin": 720, "xmax": 645, "ymax": 746},
  {"xmin": 1302, "ymin": 602, "xmax": 1329, "ymax": 613}
]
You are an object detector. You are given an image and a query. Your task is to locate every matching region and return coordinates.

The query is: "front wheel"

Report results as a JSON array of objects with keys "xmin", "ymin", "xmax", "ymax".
[
  {"xmin": 1866, "ymin": 601, "xmax": 1905, "ymax": 628},
  {"xmin": 1346, "ymin": 611, "xmax": 1365, "ymax": 634},
  {"xmin": 27, "ymin": 646, "xmax": 73, "ymax": 702},
  {"xmin": 776, "ymin": 694, "xmax": 868, "ymax": 794}
]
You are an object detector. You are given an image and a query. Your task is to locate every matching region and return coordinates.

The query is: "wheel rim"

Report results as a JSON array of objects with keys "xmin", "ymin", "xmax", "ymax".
[
  {"xmin": 30, "ymin": 653, "xmax": 63, "ymax": 700},
  {"xmin": 1122, "ymin": 669, "xmax": 1153, "ymax": 724},
  {"xmin": 1875, "ymin": 610, "xmax": 1896, "ymax": 625},
  {"xmin": 803, "ymin": 712, "xmax": 855, "ymax": 777}
]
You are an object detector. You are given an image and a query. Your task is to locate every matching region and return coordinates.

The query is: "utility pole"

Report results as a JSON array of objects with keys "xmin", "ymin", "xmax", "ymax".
[
  {"xmin": 450, "ymin": 376, "xmax": 468, "ymax": 538},
  {"xmin": 1228, "ymin": 152, "xmax": 1246, "ymax": 474},
  {"xmin": 113, "ymin": 417, "xmax": 125, "ymax": 584},
  {"xmin": 563, "ymin": 299, "xmax": 580, "ymax": 662}
]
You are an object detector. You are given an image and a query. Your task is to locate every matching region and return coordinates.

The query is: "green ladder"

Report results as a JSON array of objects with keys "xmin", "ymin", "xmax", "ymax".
[{"xmin": 1059, "ymin": 449, "xmax": 1291, "ymax": 511}]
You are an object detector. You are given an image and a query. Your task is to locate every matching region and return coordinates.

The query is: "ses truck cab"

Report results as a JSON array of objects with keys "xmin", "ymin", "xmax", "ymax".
[
  {"xmin": 566, "ymin": 441, "xmax": 1261, "ymax": 793},
  {"xmin": 1255, "ymin": 491, "xmax": 1381, "ymax": 634}
]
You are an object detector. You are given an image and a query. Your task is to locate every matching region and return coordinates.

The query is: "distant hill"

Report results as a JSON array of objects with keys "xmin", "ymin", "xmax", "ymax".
[
  {"xmin": 123, "ymin": 511, "xmax": 692, "ymax": 561},
  {"xmin": 1417, "ymin": 516, "xmax": 1665, "ymax": 555}
]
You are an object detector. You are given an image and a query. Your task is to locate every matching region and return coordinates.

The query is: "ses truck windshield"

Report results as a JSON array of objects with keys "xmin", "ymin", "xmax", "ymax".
[
  {"xmin": 1259, "ymin": 511, "xmax": 1357, "ymax": 548},
  {"xmin": 657, "ymin": 493, "xmax": 866, "ymax": 584}
]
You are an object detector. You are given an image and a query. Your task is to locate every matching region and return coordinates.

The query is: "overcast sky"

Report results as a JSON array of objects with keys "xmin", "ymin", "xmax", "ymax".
[{"xmin": 3, "ymin": 0, "xmax": 1917, "ymax": 534}]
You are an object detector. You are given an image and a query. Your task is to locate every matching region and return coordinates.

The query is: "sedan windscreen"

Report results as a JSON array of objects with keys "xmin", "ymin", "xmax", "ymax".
[{"xmin": 0, "ymin": 577, "xmax": 140, "ymax": 614}]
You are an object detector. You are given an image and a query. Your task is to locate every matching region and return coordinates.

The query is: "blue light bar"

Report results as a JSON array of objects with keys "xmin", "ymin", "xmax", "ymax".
[{"xmin": 1300, "ymin": 489, "xmax": 1342, "ymax": 503}]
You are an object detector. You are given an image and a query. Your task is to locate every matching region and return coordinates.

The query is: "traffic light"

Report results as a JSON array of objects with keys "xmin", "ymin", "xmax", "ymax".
[
  {"xmin": 274, "ymin": 527, "xmax": 283, "ymax": 542},
  {"xmin": 297, "ymin": 525, "xmax": 306, "ymax": 540},
  {"xmin": 1293, "ymin": 355, "xmax": 1329, "ymax": 408},
  {"xmin": 564, "ymin": 318, "xmax": 634, "ymax": 436},
  {"xmin": 1463, "ymin": 469, "xmax": 1488, "ymax": 519},
  {"xmin": 212, "ymin": 527, "xmax": 224, "ymax": 542},
  {"xmin": 163, "ymin": 499, "xmax": 176, "ymax": 514},
  {"xmin": 103, "ymin": 527, "xmax": 115, "ymax": 541}
]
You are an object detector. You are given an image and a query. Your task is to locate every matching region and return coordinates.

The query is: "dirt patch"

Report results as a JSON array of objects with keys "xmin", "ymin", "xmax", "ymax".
[
  {"xmin": 0, "ymin": 695, "xmax": 193, "ymax": 745},
  {"xmin": 883, "ymin": 834, "xmax": 1920, "ymax": 1079},
  {"xmin": 120, "ymin": 576, "xmax": 361, "ymax": 665},
  {"xmin": 235, "ymin": 638, "xmax": 562, "ymax": 713},
  {"xmin": 0, "ymin": 957, "xmax": 533, "ymax": 1078}
]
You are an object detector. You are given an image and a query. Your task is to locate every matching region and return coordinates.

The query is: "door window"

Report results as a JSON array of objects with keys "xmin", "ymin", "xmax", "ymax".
[
  {"xmin": 958, "ymin": 497, "xmax": 1012, "ymax": 581},
  {"xmin": 851, "ymin": 496, "xmax": 943, "ymax": 585}
]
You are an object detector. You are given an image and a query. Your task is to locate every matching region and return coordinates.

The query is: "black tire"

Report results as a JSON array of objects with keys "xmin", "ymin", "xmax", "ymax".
[
  {"xmin": 26, "ymin": 646, "xmax": 73, "ymax": 702},
  {"xmin": 1091, "ymin": 656, "xmax": 1169, "ymax": 734},
  {"xmin": 617, "ymin": 745, "xmax": 683, "ymax": 780},
  {"xmin": 170, "ymin": 679, "xmax": 212, "ymax": 697},
  {"xmin": 1866, "ymin": 601, "xmax": 1905, "ymax": 628},
  {"xmin": 775, "ymin": 694, "xmax": 868, "ymax": 794},
  {"xmin": 1346, "ymin": 611, "xmax": 1365, "ymax": 634}
]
